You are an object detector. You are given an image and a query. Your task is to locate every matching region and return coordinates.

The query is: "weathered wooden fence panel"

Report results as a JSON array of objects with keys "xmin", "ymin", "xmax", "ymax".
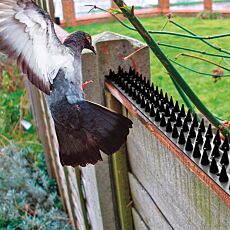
[
  {"xmin": 24, "ymin": 5, "xmax": 230, "ymax": 228},
  {"xmin": 125, "ymin": 113, "xmax": 230, "ymax": 229}
]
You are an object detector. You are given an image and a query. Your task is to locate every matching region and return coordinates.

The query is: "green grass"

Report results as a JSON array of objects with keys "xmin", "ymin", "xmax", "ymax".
[
  {"xmin": 66, "ymin": 16, "xmax": 230, "ymax": 120},
  {"xmin": 0, "ymin": 61, "xmax": 42, "ymax": 154}
]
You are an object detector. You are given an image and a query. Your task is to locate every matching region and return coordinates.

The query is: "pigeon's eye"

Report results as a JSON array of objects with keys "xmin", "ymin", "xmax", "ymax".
[{"xmin": 86, "ymin": 36, "xmax": 92, "ymax": 44}]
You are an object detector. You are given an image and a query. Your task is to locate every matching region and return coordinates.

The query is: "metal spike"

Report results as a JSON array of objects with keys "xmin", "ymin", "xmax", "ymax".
[
  {"xmin": 178, "ymin": 130, "xmax": 186, "ymax": 145},
  {"xmin": 155, "ymin": 109, "xmax": 161, "ymax": 122},
  {"xmin": 185, "ymin": 109, "xmax": 192, "ymax": 122},
  {"xmin": 213, "ymin": 130, "xmax": 221, "ymax": 146},
  {"xmin": 164, "ymin": 93, "xmax": 169, "ymax": 104},
  {"xmin": 195, "ymin": 130, "xmax": 203, "ymax": 145},
  {"xmin": 150, "ymin": 83, "xmax": 154, "ymax": 92},
  {"xmin": 166, "ymin": 119, "xmax": 172, "ymax": 133},
  {"xmin": 185, "ymin": 137, "xmax": 193, "ymax": 151},
  {"xmin": 182, "ymin": 120, "xmax": 189, "ymax": 132},
  {"xmin": 210, "ymin": 157, "xmax": 219, "ymax": 174},
  {"xmin": 178, "ymin": 104, "xmax": 186, "ymax": 117},
  {"xmin": 169, "ymin": 96, "xmax": 174, "ymax": 108},
  {"xmin": 188, "ymin": 124, "xmax": 196, "ymax": 138},
  {"xmin": 193, "ymin": 142, "xmax": 201, "ymax": 158},
  {"xmin": 198, "ymin": 119, "xmax": 205, "ymax": 133},
  {"xmin": 147, "ymin": 79, "xmax": 150, "ymax": 88},
  {"xmin": 159, "ymin": 89, "xmax": 164, "ymax": 100},
  {"xmin": 118, "ymin": 66, "xmax": 123, "ymax": 75},
  {"xmin": 221, "ymin": 137, "xmax": 229, "ymax": 151},
  {"xmin": 160, "ymin": 114, "xmax": 167, "ymax": 127},
  {"xmin": 170, "ymin": 108, "xmax": 176, "ymax": 122},
  {"xmin": 219, "ymin": 165, "xmax": 229, "ymax": 183},
  {"xmin": 203, "ymin": 138, "xmax": 212, "ymax": 151},
  {"xmin": 174, "ymin": 101, "xmax": 180, "ymax": 112},
  {"xmin": 150, "ymin": 104, "xmax": 155, "ymax": 117},
  {"xmin": 150, "ymin": 93, "xmax": 155, "ymax": 104},
  {"xmin": 211, "ymin": 144, "xmax": 220, "ymax": 158},
  {"xmin": 175, "ymin": 115, "xmax": 182, "ymax": 127},
  {"xmin": 155, "ymin": 86, "xmax": 159, "ymax": 95},
  {"xmin": 132, "ymin": 90, "xmax": 137, "ymax": 100},
  {"xmin": 145, "ymin": 100, "xmax": 150, "ymax": 112},
  {"xmin": 192, "ymin": 114, "xmax": 199, "ymax": 127},
  {"xmin": 140, "ymin": 96, "xmax": 146, "ymax": 108},
  {"xmin": 128, "ymin": 66, "xmax": 133, "ymax": 75},
  {"xmin": 159, "ymin": 100, "xmax": 165, "ymax": 112},
  {"xmin": 125, "ymin": 82, "xmax": 129, "ymax": 93},
  {"xmin": 205, "ymin": 124, "xmax": 213, "ymax": 139},
  {"xmin": 136, "ymin": 93, "xmax": 141, "ymax": 104},
  {"xmin": 220, "ymin": 149, "xmax": 229, "ymax": 165},
  {"xmin": 172, "ymin": 124, "xmax": 179, "ymax": 138},
  {"xmin": 154, "ymin": 97, "xmax": 159, "ymax": 108},
  {"xmin": 201, "ymin": 149, "xmax": 210, "ymax": 166},
  {"xmin": 128, "ymin": 86, "xmax": 133, "ymax": 97},
  {"xmin": 164, "ymin": 104, "xmax": 171, "ymax": 117}
]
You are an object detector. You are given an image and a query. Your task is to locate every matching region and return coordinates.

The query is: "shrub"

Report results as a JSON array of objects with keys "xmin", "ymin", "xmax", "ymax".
[{"xmin": 0, "ymin": 145, "xmax": 71, "ymax": 229}]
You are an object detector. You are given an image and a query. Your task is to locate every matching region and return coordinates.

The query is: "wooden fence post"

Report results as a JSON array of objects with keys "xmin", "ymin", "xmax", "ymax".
[
  {"xmin": 159, "ymin": 0, "xmax": 170, "ymax": 13},
  {"xmin": 61, "ymin": 0, "xmax": 76, "ymax": 26},
  {"xmin": 204, "ymin": 0, "xmax": 213, "ymax": 11},
  {"xmin": 80, "ymin": 31, "xmax": 150, "ymax": 230}
]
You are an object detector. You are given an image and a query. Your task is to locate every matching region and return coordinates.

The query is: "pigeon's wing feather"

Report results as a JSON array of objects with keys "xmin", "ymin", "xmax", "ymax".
[{"xmin": 0, "ymin": 0, "xmax": 74, "ymax": 94}]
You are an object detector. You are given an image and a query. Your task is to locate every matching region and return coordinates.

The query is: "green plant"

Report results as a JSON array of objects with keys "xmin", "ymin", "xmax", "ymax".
[{"xmin": 0, "ymin": 144, "xmax": 71, "ymax": 229}]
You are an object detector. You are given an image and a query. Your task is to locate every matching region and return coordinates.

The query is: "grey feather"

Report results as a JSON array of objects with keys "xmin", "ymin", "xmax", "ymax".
[{"xmin": 0, "ymin": 0, "xmax": 133, "ymax": 167}]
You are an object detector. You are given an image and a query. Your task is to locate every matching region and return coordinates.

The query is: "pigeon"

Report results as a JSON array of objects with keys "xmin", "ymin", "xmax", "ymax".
[{"xmin": 0, "ymin": 0, "xmax": 132, "ymax": 167}]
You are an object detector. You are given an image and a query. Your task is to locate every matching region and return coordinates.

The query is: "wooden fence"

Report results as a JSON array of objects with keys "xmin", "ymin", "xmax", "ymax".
[
  {"xmin": 59, "ymin": 0, "xmax": 230, "ymax": 26},
  {"xmin": 27, "ymin": 31, "xmax": 230, "ymax": 230},
  {"xmin": 26, "ymin": 1, "xmax": 230, "ymax": 229}
]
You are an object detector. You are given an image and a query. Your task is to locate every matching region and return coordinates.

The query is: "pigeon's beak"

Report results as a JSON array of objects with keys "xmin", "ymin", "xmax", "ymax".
[{"xmin": 89, "ymin": 45, "xmax": 96, "ymax": 54}]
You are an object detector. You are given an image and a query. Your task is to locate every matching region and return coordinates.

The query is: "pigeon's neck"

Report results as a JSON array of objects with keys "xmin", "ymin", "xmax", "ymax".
[{"xmin": 64, "ymin": 37, "xmax": 84, "ymax": 55}]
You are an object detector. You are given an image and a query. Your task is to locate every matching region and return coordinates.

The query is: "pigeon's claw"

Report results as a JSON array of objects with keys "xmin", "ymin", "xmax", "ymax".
[{"xmin": 82, "ymin": 80, "xmax": 94, "ymax": 90}]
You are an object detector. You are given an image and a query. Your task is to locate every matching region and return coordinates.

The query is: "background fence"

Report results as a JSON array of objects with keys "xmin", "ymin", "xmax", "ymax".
[{"xmin": 52, "ymin": 0, "xmax": 230, "ymax": 26}]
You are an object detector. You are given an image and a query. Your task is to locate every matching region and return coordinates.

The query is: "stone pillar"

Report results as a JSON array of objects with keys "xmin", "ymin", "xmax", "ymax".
[
  {"xmin": 159, "ymin": 0, "xmax": 170, "ymax": 13},
  {"xmin": 61, "ymin": 0, "xmax": 76, "ymax": 26},
  {"xmin": 204, "ymin": 0, "xmax": 213, "ymax": 11}
]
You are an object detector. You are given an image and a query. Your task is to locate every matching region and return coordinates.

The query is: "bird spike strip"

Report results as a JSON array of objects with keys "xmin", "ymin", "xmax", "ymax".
[{"xmin": 105, "ymin": 66, "xmax": 230, "ymax": 196}]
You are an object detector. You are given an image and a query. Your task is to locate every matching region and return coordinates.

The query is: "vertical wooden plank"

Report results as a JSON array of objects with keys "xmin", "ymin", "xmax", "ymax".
[
  {"xmin": 105, "ymin": 91, "xmax": 133, "ymax": 230},
  {"xmin": 75, "ymin": 168, "xmax": 90, "ymax": 230},
  {"xmin": 132, "ymin": 208, "xmax": 149, "ymax": 230},
  {"xmin": 48, "ymin": 0, "xmax": 55, "ymax": 20},
  {"xmin": 159, "ymin": 0, "xmax": 170, "ymax": 12},
  {"xmin": 204, "ymin": 0, "xmax": 213, "ymax": 11},
  {"xmin": 64, "ymin": 167, "xmax": 78, "ymax": 230},
  {"xmin": 81, "ymin": 32, "xmax": 150, "ymax": 230},
  {"xmin": 61, "ymin": 0, "xmax": 76, "ymax": 27}
]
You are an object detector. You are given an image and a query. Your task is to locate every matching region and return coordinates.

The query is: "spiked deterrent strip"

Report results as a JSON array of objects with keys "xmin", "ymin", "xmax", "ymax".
[{"xmin": 105, "ymin": 66, "xmax": 230, "ymax": 195}]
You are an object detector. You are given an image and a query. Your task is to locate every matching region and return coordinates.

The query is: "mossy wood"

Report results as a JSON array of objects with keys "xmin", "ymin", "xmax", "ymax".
[{"xmin": 105, "ymin": 91, "xmax": 134, "ymax": 230}]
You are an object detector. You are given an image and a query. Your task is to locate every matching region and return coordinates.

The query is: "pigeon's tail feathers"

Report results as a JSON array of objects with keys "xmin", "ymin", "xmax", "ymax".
[{"xmin": 54, "ymin": 100, "xmax": 132, "ymax": 167}]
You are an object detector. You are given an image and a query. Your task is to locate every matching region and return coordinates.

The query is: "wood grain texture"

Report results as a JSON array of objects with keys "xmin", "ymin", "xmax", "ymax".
[
  {"xmin": 132, "ymin": 208, "xmax": 149, "ymax": 230},
  {"xmin": 81, "ymin": 31, "xmax": 150, "ymax": 230},
  {"xmin": 129, "ymin": 173, "xmax": 173, "ymax": 230},
  {"xmin": 127, "ymin": 114, "xmax": 230, "ymax": 230}
]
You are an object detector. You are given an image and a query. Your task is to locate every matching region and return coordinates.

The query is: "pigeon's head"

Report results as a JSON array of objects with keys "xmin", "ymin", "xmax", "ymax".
[{"xmin": 65, "ymin": 31, "xmax": 96, "ymax": 54}]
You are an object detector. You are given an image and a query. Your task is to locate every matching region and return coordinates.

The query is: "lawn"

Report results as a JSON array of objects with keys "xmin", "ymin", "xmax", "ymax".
[{"xmin": 66, "ymin": 16, "xmax": 230, "ymax": 120}]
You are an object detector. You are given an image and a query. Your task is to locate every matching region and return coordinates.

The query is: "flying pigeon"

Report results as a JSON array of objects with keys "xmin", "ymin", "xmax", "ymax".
[{"xmin": 0, "ymin": 0, "xmax": 132, "ymax": 167}]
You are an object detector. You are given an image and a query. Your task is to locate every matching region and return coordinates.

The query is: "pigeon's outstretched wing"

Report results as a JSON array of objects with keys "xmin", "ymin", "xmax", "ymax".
[{"xmin": 0, "ymin": 0, "xmax": 74, "ymax": 94}]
